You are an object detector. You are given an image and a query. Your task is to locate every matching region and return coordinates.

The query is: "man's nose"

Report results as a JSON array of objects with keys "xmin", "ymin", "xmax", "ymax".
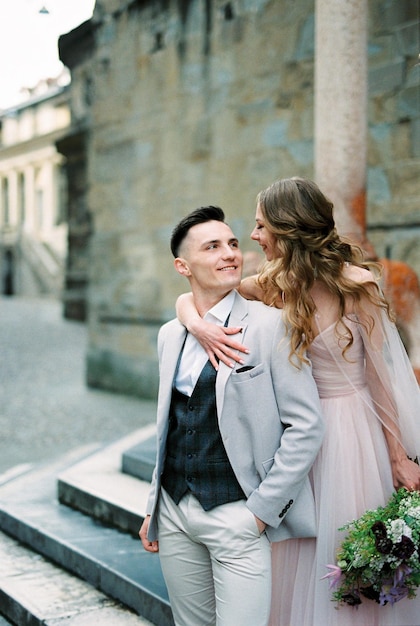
[{"xmin": 222, "ymin": 245, "xmax": 236, "ymax": 258}]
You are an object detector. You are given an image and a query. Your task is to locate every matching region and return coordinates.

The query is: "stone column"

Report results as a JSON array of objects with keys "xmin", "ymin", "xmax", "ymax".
[
  {"xmin": 40, "ymin": 158, "xmax": 56, "ymax": 240},
  {"xmin": 314, "ymin": 0, "xmax": 369, "ymax": 249},
  {"xmin": 314, "ymin": 0, "xmax": 420, "ymax": 378},
  {"xmin": 23, "ymin": 165, "xmax": 36, "ymax": 233},
  {"xmin": 8, "ymin": 170, "xmax": 19, "ymax": 228}
]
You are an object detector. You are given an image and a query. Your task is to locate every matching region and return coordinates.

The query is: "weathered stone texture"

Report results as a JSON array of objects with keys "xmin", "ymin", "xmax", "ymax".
[
  {"xmin": 62, "ymin": 0, "xmax": 419, "ymax": 397},
  {"xmin": 366, "ymin": 0, "xmax": 419, "ymax": 281}
]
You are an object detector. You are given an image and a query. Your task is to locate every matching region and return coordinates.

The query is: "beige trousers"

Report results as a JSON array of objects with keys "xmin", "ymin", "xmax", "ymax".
[{"xmin": 157, "ymin": 488, "xmax": 272, "ymax": 626}]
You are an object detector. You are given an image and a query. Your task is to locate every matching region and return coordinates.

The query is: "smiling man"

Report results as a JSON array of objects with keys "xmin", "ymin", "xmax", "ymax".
[{"xmin": 139, "ymin": 206, "xmax": 324, "ymax": 626}]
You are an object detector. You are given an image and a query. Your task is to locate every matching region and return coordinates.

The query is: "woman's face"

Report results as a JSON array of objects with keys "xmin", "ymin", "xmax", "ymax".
[{"xmin": 250, "ymin": 203, "xmax": 278, "ymax": 261}]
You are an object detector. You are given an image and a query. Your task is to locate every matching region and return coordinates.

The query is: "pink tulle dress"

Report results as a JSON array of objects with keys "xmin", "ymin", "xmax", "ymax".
[{"xmin": 269, "ymin": 310, "xmax": 420, "ymax": 626}]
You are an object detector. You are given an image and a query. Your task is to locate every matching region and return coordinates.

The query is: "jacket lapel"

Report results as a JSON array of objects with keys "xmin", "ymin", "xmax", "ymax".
[
  {"xmin": 159, "ymin": 322, "xmax": 187, "ymax": 417},
  {"xmin": 216, "ymin": 292, "xmax": 248, "ymax": 418}
]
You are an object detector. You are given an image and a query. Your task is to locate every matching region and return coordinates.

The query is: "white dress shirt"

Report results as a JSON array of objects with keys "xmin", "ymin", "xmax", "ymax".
[{"xmin": 175, "ymin": 290, "xmax": 236, "ymax": 396}]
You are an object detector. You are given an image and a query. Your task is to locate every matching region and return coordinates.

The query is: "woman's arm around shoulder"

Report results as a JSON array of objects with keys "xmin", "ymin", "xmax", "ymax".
[
  {"xmin": 175, "ymin": 292, "xmax": 248, "ymax": 369},
  {"xmin": 238, "ymin": 275, "xmax": 264, "ymax": 300}
]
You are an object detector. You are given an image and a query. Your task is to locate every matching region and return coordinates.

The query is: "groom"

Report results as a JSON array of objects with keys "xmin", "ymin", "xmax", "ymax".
[{"xmin": 139, "ymin": 206, "xmax": 324, "ymax": 626}]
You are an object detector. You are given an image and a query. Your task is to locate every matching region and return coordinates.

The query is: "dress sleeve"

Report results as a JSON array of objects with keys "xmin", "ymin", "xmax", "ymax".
[{"xmin": 357, "ymin": 302, "xmax": 420, "ymax": 462}]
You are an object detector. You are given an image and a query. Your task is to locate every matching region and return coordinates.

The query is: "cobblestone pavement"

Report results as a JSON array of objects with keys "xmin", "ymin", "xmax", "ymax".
[{"xmin": 0, "ymin": 296, "xmax": 157, "ymax": 476}]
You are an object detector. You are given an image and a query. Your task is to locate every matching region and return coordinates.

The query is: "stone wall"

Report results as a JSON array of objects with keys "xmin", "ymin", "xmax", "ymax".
[
  {"xmin": 62, "ymin": 0, "xmax": 419, "ymax": 397},
  {"xmin": 367, "ymin": 0, "xmax": 419, "ymax": 271}
]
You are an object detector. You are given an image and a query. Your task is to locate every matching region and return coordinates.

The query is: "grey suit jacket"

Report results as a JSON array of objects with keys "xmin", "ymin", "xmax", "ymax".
[{"xmin": 146, "ymin": 291, "xmax": 325, "ymax": 543}]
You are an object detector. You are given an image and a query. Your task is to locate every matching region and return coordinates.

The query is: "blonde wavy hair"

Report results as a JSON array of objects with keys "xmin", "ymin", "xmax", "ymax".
[{"xmin": 256, "ymin": 177, "xmax": 392, "ymax": 365}]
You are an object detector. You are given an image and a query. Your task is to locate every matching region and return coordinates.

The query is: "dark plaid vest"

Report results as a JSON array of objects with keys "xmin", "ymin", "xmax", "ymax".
[{"xmin": 161, "ymin": 359, "xmax": 245, "ymax": 511}]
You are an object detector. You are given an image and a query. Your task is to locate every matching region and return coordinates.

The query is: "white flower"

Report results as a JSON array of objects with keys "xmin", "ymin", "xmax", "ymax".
[
  {"xmin": 387, "ymin": 518, "xmax": 412, "ymax": 542},
  {"xmin": 406, "ymin": 506, "xmax": 420, "ymax": 520}
]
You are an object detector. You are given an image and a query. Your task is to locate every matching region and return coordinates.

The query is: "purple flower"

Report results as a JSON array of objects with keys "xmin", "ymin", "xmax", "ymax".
[
  {"xmin": 379, "ymin": 566, "xmax": 412, "ymax": 606},
  {"xmin": 394, "ymin": 564, "xmax": 412, "ymax": 586},
  {"xmin": 321, "ymin": 564, "xmax": 343, "ymax": 589},
  {"xmin": 379, "ymin": 584, "xmax": 409, "ymax": 606}
]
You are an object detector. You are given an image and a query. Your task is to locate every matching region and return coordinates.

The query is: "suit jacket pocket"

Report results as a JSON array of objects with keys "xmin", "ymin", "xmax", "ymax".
[
  {"xmin": 262, "ymin": 457, "xmax": 274, "ymax": 475},
  {"xmin": 231, "ymin": 363, "xmax": 264, "ymax": 381}
]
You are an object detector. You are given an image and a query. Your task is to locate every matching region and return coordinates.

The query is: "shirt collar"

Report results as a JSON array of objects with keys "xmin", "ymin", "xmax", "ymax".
[{"xmin": 204, "ymin": 290, "xmax": 236, "ymax": 325}]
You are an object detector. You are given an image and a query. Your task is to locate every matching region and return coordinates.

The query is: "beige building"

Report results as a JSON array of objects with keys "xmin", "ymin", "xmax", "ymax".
[
  {"xmin": 0, "ymin": 80, "xmax": 70, "ymax": 298},
  {"xmin": 57, "ymin": 0, "xmax": 419, "ymax": 397}
]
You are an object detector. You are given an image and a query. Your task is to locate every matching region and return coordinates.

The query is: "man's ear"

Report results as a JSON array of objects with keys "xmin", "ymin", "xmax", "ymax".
[{"xmin": 174, "ymin": 257, "xmax": 191, "ymax": 277}]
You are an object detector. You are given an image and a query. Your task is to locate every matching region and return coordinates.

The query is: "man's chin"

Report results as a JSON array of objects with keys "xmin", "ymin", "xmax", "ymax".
[
  {"xmin": 216, "ymin": 277, "xmax": 239, "ymax": 290},
  {"xmin": 225, "ymin": 279, "xmax": 241, "ymax": 291}
]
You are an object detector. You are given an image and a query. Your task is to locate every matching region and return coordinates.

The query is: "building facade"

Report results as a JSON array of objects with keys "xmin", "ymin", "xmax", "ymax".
[
  {"xmin": 0, "ymin": 81, "xmax": 70, "ymax": 298},
  {"xmin": 59, "ymin": 0, "xmax": 420, "ymax": 397}
]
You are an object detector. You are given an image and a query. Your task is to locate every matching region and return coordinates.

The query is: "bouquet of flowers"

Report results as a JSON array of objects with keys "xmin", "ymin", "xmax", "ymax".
[{"xmin": 323, "ymin": 488, "xmax": 420, "ymax": 608}]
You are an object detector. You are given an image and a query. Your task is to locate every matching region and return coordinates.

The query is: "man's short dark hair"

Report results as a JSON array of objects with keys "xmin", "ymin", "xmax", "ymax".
[{"xmin": 170, "ymin": 206, "xmax": 225, "ymax": 257}]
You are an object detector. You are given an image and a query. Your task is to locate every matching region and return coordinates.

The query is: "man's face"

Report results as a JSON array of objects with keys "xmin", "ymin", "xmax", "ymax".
[{"xmin": 176, "ymin": 220, "xmax": 243, "ymax": 297}]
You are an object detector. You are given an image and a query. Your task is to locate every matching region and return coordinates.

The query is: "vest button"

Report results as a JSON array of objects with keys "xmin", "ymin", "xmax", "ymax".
[
  {"xmin": 188, "ymin": 405, "xmax": 194, "ymax": 410},
  {"xmin": 187, "ymin": 429, "xmax": 193, "ymax": 435},
  {"xmin": 187, "ymin": 453, "xmax": 193, "ymax": 459}
]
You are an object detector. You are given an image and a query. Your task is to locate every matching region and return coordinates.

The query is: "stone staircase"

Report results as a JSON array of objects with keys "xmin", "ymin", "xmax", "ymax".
[{"xmin": 0, "ymin": 427, "xmax": 174, "ymax": 625}]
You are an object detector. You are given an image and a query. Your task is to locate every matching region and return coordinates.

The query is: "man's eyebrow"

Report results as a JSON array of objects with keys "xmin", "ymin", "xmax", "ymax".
[
  {"xmin": 201, "ymin": 238, "xmax": 220, "ymax": 247},
  {"xmin": 200, "ymin": 237, "xmax": 239, "ymax": 247}
]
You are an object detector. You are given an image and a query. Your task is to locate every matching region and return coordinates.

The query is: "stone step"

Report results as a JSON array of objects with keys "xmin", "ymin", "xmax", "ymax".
[
  {"xmin": 57, "ymin": 427, "xmax": 156, "ymax": 535},
  {"xmin": 0, "ymin": 531, "xmax": 154, "ymax": 625},
  {"xmin": 0, "ymin": 442, "xmax": 174, "ymax": 626},
  {"xmin": 122, "ymin": 435, "xmax": 156, "ymax": 483}
]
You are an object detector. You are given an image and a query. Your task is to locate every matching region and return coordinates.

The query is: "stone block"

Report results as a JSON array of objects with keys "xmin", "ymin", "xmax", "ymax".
[
  {"xmin": 411, "ymin": 119, "xmax": 420, "ymax": 158},
  {"xmin": 369, "ymin": 229, "xmax": 420, "ymax": 274},
  {"xmin": 369, "ymin": 59, "xmax": 405, "ymax": 95},
  {"xmin": 395, "ymin": 21, "xmax": 420, "ymax": 56},
  {"xmin": 86, "ymin": 348, "xmax": 159, "ymax": 399},
  {"xmin": 293, "ymin": 13, "xmax": 315, "ymax": 61},
  {"xmin": 368, "ymin": 34, "xmax": 399, "ymax": 63},
  {"xmin": 367, "ymin": 166, "xmax": 392, "ymax": 204},
  {"xmin": 398, "ymin": 85, "xmax": 420, "ymax": 119},
  {"xmin": 377, "ymin": 0, "xmax": 420, "ymax": 31},
  {"xmin": 368, "ymin": 123, "xmax": 392, "ymax": 164},
  {"xmin": 122, "ymin": 436, "xmax": 157, "ymax": 483},
  {"xmin": 388, "ymin": 160, "xmax": 420, "ymax": 200}
]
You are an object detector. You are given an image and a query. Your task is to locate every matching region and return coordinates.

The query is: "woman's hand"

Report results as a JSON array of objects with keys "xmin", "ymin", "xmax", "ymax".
[
  {"xmin": 391, "ymin": 456, "xmax": 420, "ymax": 492},
  {"xmin": 176, "ymin": 291, "xmax": 250, "ymax": 368},
  {"xmin": 188, "ymin": 317, "xmax": 249, "ymax": 370}
]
